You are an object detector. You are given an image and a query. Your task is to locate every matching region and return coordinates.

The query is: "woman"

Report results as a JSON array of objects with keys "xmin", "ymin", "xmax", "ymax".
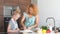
[
  {"xmin": 7, "ymin": 10, "xmax": 20, "ymax": 32},
  {"xmin": 21, "ymin": 4, "xmax": 39, "ymax": 30}
]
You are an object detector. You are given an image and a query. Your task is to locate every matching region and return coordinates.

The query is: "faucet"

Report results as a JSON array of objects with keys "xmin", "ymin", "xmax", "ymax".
[{"xmin": 46, "ymin": 17, "xmax": 56, "ymax": 32}]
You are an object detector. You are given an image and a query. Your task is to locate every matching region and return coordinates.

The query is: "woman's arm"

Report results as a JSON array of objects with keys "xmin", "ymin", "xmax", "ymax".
[
  {"xmin": 28, "ymin": 15, "xmax": 39, "ymax": 29},
  {"xmin": 7, "ymin": 25, "xmax": 18, "ymax": 32},
  {"xmin": 21, "ymin": 16, "xmax": 26, "ymax": 30}
]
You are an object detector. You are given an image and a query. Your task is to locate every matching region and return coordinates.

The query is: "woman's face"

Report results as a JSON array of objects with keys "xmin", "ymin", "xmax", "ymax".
[{"xmin": 29, "ymin": 7, "xmax": 33, "ymax": 14}]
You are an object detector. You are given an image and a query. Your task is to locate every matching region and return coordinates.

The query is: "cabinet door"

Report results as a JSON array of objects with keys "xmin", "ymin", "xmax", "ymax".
[
  {"xmin": 0, "ymin": 6, "xmax": 4, "ymax": 32},
  {"xmin": 4, "ymin": 0, "xmax": 18, "ymax": 6},
  {"xmin": 19, "ymin": 0, "xmax": 31, "ymax": 12}
]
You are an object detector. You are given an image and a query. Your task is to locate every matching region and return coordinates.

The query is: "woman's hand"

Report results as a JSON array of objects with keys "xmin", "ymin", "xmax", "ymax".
[{"xmin": 28, "ymin": 27, "xmax": 32, "ymax": 30}]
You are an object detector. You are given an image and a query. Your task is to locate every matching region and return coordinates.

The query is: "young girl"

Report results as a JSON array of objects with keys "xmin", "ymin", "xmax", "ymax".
[
  {"xmin": 7, "ymin": 9, "xmax": 20, "ymax": 32},
  {"xmin": 21, "ymin": 4, "xmax": 39, "ymax": 30}
]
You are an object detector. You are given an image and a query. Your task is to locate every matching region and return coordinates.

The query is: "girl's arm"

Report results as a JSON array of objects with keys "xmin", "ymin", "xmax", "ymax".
[
  {"xmin": 28, "ymin": 15, "xmax": 39, "ymax": 29},
  {"xmin": 7, "ymin": 25, "xmax": 18, "ymax": 32},
  {"xmin": 21, "ymin": 16, "xmax": 26, "ymax": 30}
]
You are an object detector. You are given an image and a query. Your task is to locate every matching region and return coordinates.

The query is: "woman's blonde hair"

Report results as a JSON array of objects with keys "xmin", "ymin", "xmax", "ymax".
[{"xmin": 27, "ymin": 4, "xmax": 38, "ymax": 16}]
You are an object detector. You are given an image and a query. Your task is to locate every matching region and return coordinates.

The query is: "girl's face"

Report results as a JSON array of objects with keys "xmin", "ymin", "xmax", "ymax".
[
  {"xmin": 14, "ymin": 14, "xmax": 20, "ymax": 20},
  {"xmin": 29, "ymin": 7, "xmax": 33, "ymax": 14}
]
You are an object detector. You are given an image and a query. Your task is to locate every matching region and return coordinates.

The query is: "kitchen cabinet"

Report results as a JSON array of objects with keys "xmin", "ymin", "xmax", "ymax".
[
  {"xmin": 0, "ymin": 0, "xmax": 31, "ymax": 32},
  {"xmin": 0, "ymin": 6, "xmax": 4, "ymax": 32}
]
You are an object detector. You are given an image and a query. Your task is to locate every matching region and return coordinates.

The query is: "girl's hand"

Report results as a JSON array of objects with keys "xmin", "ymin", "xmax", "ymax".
[
  {"xmin": 17, "ymin": 28, "xmax": 20, "ymax": 32},
  {"xmin": 24, "ymin": 27, "xmax": 27, "ymax": 30},
  {"xmin": 12, "ymin": 30, "xmax": 19, "ymax": 32}
]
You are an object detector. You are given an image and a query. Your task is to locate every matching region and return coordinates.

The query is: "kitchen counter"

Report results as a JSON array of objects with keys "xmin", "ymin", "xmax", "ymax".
[{"xmin": 19, "ymin": 29, "xmax": 60, "ymax": 34}]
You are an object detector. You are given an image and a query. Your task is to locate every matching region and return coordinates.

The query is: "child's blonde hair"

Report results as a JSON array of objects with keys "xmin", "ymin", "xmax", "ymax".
[{"xmin": 12, "ymin": 9, "xmax": 21, "ymax": 16}]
